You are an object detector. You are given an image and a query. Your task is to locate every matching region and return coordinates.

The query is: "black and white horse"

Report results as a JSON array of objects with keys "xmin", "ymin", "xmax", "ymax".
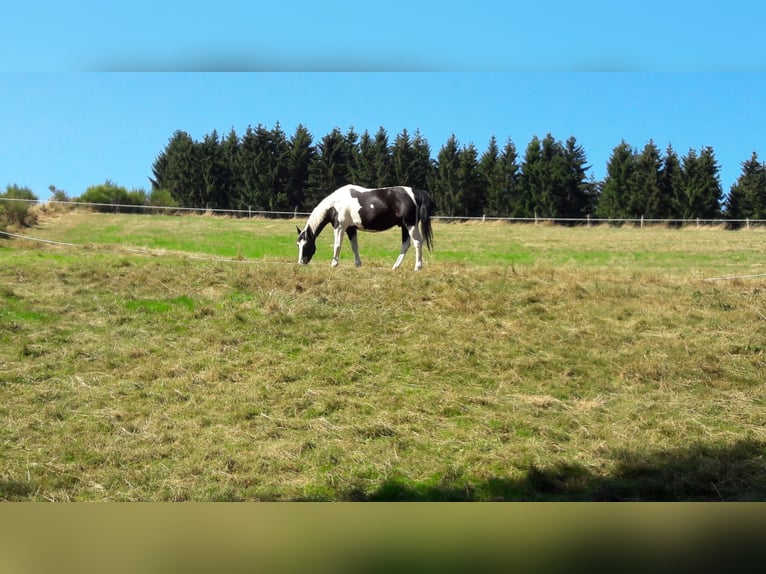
[{"xmin": 297, "ymin": 184, "xmax": 435, "ymax": 270}]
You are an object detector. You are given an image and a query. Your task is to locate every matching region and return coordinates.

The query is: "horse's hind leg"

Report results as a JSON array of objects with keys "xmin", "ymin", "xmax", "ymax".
[
  {"xmin": 392, "ymin": 226, "xmax": 412, "ymax": 270},
  {"xmin": 408, "ymin": 224, "xmax": 424, "ymax": 270},
  {"xmin": 346, "ymin": 227, "xmax": 362, "ymax": 267}
]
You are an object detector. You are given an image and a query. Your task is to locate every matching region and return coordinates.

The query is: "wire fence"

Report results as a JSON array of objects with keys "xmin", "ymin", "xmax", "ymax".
[
  {"xmin": 3, "ymin": 196, "xmax": 766, "ymax": 229},
  {"xmin": 3, "ymin": 197, "xmax": 765, "ymax": 280}
]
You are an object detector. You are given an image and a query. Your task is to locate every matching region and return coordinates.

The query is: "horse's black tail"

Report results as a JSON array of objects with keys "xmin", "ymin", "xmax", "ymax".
[{"xmin": 414, "ymin": 188, "xmax": 435, "ymax": 251}]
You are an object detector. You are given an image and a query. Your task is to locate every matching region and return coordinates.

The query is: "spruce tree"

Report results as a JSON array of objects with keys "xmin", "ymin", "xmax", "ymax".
[
  {"xmin": 562, "ymin": 136, "xmax": 594, "ymax": 218},
  {"xmin": 680, "ymin": 147, "xmax": 722, "ymax": 219},
  {"xmin": 392, "ymin": 128, "xmax": 415, "ymax": 185},
  {"xmin": 659, "ymin": 144, "xmax": 683, "ymax": 220},
  {"xmin": 410, "ymin": 129, "xmax": 435, "ymax": 191},
  {"xmin": 352, "ymin": 130, "xmax": 377, "ymax": 187},
  {"xmin": 221, "ymin": 127, "xmax": 242, "ymax": 209},
  {"xmin": 596, "ymin": 140, "xmax": 636, "ymax": 220},
  {"xmin": 727, "ymin": 152, "xmax": 766, "ymax": 220},
  {"xmin": 151, "ymin": 130, "xmax": 202, "ymax": 208},
  {"xmin": 239, "ymin": 124, "xmax": 273, "ymax": 211},
  {"xmin": 632, "ymin": 140, "xmax": 663, "ymax": 218},
  {"xmin": 518, "ymin": 134, "xmax": 590, "ymax": 220},
  {"xmin": 286, "ymin": 124, "xmax": 315, "ymax": 211},
  {"xmin": 198, "ymin": 130, "xmax": 228, "ymax": 209},
  {"xmin": 307, "ymin": 127, "xmax": 353, "ymax": 206},
  {"xmin": 518, "ymin": 135, "xmax": 542, "ymax": 218},
  {"xmin": 499, "ymin": 139, "xmax": 521, "ymax": 217},
  {"xmin": 479, "ymin": 136, "xmax": 502, "ymax": 215},
  {"xmin": 458, "ymin": 142, "xmax": 485, "ymax": 217},
  {"xmin": 373, "ymin": 127, "xmax": 394, "ymax": 187},
  {"xmin": 536, "ymin": 134, "xmax": 565, "ymax": 218},
  {"xmin": 267, "ymin": 122, "xmax": 291, "ymax": 210},
  {"xmin": 432, "ymin": 134, "xmax": 461, "ymax": 217}
]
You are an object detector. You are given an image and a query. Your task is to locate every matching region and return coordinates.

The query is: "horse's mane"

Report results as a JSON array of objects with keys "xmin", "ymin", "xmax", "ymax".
[{"xmin": 305, "ymin": 194, "xmax": 337, "ymax": 237}]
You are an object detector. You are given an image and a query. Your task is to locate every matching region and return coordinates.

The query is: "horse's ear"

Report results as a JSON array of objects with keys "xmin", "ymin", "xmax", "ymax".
[{"xmin": 296, "ymin": 226, "xmax": 301, "ymax": 235}]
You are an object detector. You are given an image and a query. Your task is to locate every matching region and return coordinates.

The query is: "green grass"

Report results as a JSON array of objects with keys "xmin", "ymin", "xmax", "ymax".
[{"xmin": 1, "ymin": 212, "xmax": 766, "ymax": 500}]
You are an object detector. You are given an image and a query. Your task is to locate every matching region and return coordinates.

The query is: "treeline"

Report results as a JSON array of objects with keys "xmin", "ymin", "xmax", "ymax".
[
  {"xmin": 7, "ymin": 124, "xmax": 766, "ymax": 226},
  {"xmin": 6, "ymin": 122, "xmax": 758, "ymax": 225},
  {"xmin": 150, "ymin": 122, "xmax": 766, "ymax": 222},
  {"xmin": 149, "ymin": 124, "xmax": 597, "ymax": 218}
]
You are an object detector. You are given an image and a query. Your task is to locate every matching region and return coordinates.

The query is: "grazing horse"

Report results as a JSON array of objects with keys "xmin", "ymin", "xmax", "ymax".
[{"xmin": 296, "ymin": 184, "xmax": 435, "ymax": 270}]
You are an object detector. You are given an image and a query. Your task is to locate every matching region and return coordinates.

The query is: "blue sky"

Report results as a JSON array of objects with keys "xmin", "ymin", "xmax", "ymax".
[{"xmin": 2, "ymin": 2, "xmax": 765, "ymax": 202}]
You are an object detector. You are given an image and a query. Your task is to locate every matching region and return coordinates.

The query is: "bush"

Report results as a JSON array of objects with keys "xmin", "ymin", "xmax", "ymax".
[
  {"xmin": 147, "ymin": 188, "xmax": 180, "ymax": 214},
  {"xmin": 0, "ymin": 184, "xmax": 39, "ymax": 228},
  {"xmin": 149, "ymin": 188, "xmax": 178, "ymax": 208},
  {"xmin": 77, "ymin": 180, "xmax": 147, "ymax": 213}
]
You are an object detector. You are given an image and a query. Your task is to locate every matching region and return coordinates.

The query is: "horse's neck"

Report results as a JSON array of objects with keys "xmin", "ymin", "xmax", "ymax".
[{"xmin": 306, "ymin": 201, "xmax": 334, "ymax": 236}]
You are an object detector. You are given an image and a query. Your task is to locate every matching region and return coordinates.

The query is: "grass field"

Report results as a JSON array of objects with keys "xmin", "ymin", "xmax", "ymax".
[{"xmin": 2, "ymin": 211, "xmax": 766, "ymax": 500}]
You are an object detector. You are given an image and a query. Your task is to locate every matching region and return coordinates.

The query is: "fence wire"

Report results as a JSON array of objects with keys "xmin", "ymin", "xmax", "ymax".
[{"xmin": 2, "ymin": 196, "xmax": 766, "ymax": 227}]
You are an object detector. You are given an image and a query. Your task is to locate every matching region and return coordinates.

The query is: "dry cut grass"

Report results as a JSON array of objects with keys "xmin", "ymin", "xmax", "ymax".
[{"xmin": 1, "ymin": 215, "xmax": 766, "ymax": 500}]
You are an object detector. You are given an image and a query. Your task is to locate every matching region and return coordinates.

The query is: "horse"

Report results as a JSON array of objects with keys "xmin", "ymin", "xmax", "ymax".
[{"xmin": 296, "ymin": 184, "xmax": 435, "ymax": 270}]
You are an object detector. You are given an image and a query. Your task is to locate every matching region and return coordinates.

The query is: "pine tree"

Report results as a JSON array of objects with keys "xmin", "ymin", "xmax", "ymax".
[
  {"xmin": 562, "ymin": 136, "xmax": 595, "ymax": 218},
  {"xmin": 632, "ymin": 140, "xmax": 663, "ymax": 218},
  {"xmin": 286, "ymin": 124, "xmax": 315, "ymax": 211},
  {"xmin": 351, "ymin": 130, "xmax": 376, "ymax": 187},
  {"xmin": 596, "ymin": 140, "xmax": 636, "ymax": 219},
  {"xmin": 535, "ymin": 134, "xmax": 564, "ymax": 217},
  {"xmin": 307, "ymin": 127, "xmax": 353, "ymax": 206},
  {"xmin": 373, "ymin": 127, "xmax": 394, "ymax": 187},
  {"xmin": 517, "ymin": 136, "xmax": 541, "ymax": 218},
  {"xmin": 239, "ymin": 124, "xmax": 271, "ymax": 210},
  {"xmin": 432, "ymin": 134, "xmax": 461, "ymax": 217},
  {"xmin": 344, "ymin": 126, "xmax": 360, "ymax": 187},
  {"xmin": 459, "ymin": 142, "xmax": 485, "ymax": 217},
  {"xmin": 727, "ymin": 152, "xmax": 766, "ymax": 221},
  {"xmin": 391, "ymin": 128, "xmax": 415, "ymax": 185},
  {"xmin": 267, "ymin": 122, "xmax": 291, "ymax": 210},
  {"xmin": 680, "ymin": 146, "xmax": 722, "ymax": 219},
  {"xmin": 518, "ymin": 134, "xmax": 590, "ymax": 220},
  {"xmin": 499, "ymin": 138, "xmax": 521, "ymax": 217},
  {"xmin": 479, "ymin": 136, "xmax": 502, "ymax": 215},
  {"xmin": 221, "ymin": 127, "xmax": 242, "ymax": 209},
  {"xmin": 410, "ymin": 129, "xmax": 435, "ymax": 191},
  {"xmin": 151, "ymin": 130, "xmax": 202, "ymax": 208},
  {"xmin": 659, "ymin": 144, "xmax": 683, "ymax": 219}
]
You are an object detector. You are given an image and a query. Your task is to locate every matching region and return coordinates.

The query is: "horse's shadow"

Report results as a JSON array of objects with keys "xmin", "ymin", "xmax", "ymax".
[{"xmin": 335, "ymin": 439, "xmax": 766, "ymax": 501}]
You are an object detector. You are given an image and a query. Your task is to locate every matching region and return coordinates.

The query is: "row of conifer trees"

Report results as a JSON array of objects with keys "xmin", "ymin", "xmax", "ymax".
[{"xmin": 148, "ymin": 123, "xmax": 766, "ymax": 220}]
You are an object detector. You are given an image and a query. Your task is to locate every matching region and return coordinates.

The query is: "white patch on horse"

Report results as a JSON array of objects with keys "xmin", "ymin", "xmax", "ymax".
[
  {"xmin": 403, "ymin": 187, "xmax": 417, "ymax": 207},
  {"xmin": 297, "ymin": 238, "xmax": 305, "ymax": 264}
]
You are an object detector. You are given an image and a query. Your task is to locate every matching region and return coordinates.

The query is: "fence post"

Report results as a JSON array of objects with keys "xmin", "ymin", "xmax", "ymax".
[
  {"xmin": 747, "ymin": 218, "xmax": 750, "ymax": 230},
  {"xmin": 641, "ymin": 215, "xmax": 644, "ymax": 228}
]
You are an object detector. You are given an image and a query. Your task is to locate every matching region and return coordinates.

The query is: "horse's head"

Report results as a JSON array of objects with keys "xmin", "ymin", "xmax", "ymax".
[{"xmin": 296, "ymin": 226, "xmax": 316, "ymax": 265}]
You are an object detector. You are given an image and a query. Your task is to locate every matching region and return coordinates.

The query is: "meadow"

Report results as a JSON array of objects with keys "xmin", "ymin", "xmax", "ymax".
[{"xmin": 1, "ymin": 211, "xmax": 766, "ymax": 501}]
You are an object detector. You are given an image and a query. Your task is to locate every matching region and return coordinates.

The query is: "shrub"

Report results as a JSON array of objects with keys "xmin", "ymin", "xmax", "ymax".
[
  {"xmin": 77, "ymin": 180, "xmax": 147, "ymax": 213},
  {"xmin": 148, "ymin": 188, "xmax": 180, "ymax": 214},
  {"xmin": 149, "ymin": 188, "xmax": 178, "ymax": 208},
  {"xmin": 0, "ymin": 184, "xmax": 39, "ymax": 228}
]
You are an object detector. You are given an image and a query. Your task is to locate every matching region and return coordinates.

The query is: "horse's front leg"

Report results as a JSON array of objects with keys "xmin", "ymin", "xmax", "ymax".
[
  {"xmin": 392, "ymin": 226, "xmax": 411, "ymax": 270},
  {"xmin": 346, "ymin": 227, "xmax": 362, "ymax": 267},
  {"xmin": 332, "ymin": 225, "xmax": 344, "ymax": 267}
]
